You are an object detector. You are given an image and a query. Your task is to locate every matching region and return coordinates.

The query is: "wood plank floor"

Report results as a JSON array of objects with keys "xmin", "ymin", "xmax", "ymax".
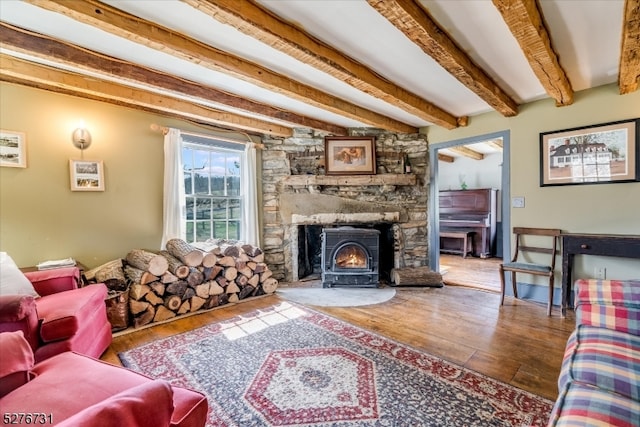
[
  {"xmin": 440, "ymin": 253, "xmax": 502, "ymax": 292},
  {"xmin": 102, "ymin": 284, "xmax": 575, "ymax": 401}
]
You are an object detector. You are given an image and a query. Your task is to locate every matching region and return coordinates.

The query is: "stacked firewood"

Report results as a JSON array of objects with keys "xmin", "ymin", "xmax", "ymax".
[{"xmin": 86, "ymin": 238, "xmax": 278, "ymax": 329}]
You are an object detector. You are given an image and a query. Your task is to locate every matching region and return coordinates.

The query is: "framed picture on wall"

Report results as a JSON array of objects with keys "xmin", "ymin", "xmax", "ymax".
[
  {"xmin": 69, "ymin": 159, "xmax": 105, "ymax": 191},
  {"xmin": 539, "ymin": 118, "xmax": 640, "ymax": 186},
  {"xmin": 324, "ymin": 136, "xmax": 376, "ymax": 175},
  {"xmin": 0, "ymin": 129, "xmax": 27, "ymax": 168}
]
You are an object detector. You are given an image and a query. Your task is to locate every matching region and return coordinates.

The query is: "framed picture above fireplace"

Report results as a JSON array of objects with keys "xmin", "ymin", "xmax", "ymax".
[{"xmin": 324, "ymin": 136, "xmax": 376, "ymax": 175}]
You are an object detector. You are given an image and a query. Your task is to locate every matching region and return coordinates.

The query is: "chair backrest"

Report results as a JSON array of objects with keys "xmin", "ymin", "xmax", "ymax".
[{"xmin": 511, "ymin": 227, "xmax": 562, "ymax": 269}]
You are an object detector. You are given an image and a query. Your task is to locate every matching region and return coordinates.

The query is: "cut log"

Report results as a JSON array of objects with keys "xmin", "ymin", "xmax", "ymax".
[
  {"xmin": 166, "ymin": 281, "xmax": 188, "ymax": 297},
  {"xmin": 228, "ymin": 293, "xmax": 239, "ymax": 303},
  {"xmin": 161, "ymin": 271, "xmax": 179, "ymax": 284},
  {"xmin": 166, "ymin": 238, "xmax": 204, "ymax": 267},
  {"xmin": 221, "ymin": 245, "xmax": 241, "ymax": 258},
  {"xmin": 390, "ymin": 267, "xmax": 443, "ymax": 287},
  {"xmin": 129, "ymin": 283, "xmax": 151, "ymax": 301},
  {"xmin": 218, "ymin": 256, "xmax": 236, "ymax": 267},
  {"xmin": 237, "ymin": 265, "xmax": 253, "ymax": 278},
  {"xmin": 261, "ymin": 278, "xmax": 278, "ymax": 294},
  {"xmin": 149, "ymin": 282, "xmax": 166, "ymax": 296},
  {"xmin": 186, "ymin": 268, "xmax": 204, "ymax": 287},
  {"xmin": 195, "ymin": 283, "xmax": 210, "ymax": 299},
  {"xmin": 159, "ymin": 250, "xmax": 190, "ymax": 278},
  {"xmin": 202, "ymin": 265, "xmax": 223, "ymax": 281},
  {"xmin": 126, "ymin": 249, "xmax": 168, "ymax": 276},
  {"xmin": 236, "ymin": 274, "xmax": 248, "ymax": 287},
  {"xmin": 153, "ymin": 305, "xmax": 176, "ymax": 322},
  {"xmin": 200, "ymin": 251, "xmax": 218, "ymax": 268},
  {"xmin": 247, "ymin": 274, "xmax": 260, "ymax": 287},
  {"xmin": 226, "ymin": 282, "xmax": 240, "ymax": 294},
  {"xmin": 251, "ymin": 253, "xmax": 265, "ymax": 263},
  {"xmin": 239, "ymin": 285, "xmax": 255, "ymax": 299},
  {"xmin": 204, "ymin": 295, "xmax": 220, "ymax": 309},
  {"xmin": 129, "ymin": 299, "xmax": 149, "ymax": 316},
  {"xmin": 247, "ymin": 261, "xmax": 257, "ymax": 270},
  {"xmin": 190, "ymin": 296, "xmax": 206, "ymax": 312},
  {"xmin": 183, "ymin": 287, "xmax": 196, "ymax": 301},
  {"xmin": 216, "ymin": 276, "xmax": 228, "ymax": 287},
  {"xmin": 133, "ymin": 305, "xmax": 155, "ymax": 328},
  {"xmin": 177, "ymin": 300, "xmax": 190, "ymax": 314},
  {"xmin": 208, "ymin": 281, "xmax": 224, "ymax": 295},
  {"xmin": 241, "ymin": 244, "xmax": 262, "ymax": 257},
  {"xmin": 164, "ymin": 295, "xmax": 182, "ymax": 311},
  {"xmin": 144, "ymin": 291, "xmax": 163, "ymax": 306},
  {"xmin": 224, "ymin": 267, "xmax": 238, "ymax": 281},
  {"xmin": 253, "ymin": 263, "xmax": 267, "ymax": 274},
  {"xmin": 85, "ymin": 259, "xmax": 126, "ymax": 283},
  {"xmin": 260, "ymin": 270, "xmax": 273, "ymax": 282}
]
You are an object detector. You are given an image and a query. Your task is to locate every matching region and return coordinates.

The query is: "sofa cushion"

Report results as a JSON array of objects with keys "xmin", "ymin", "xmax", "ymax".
[
  {"xmin": 575, "ymin": 279, "xmax": 640, "ymax": 336},
  {"xmin": 0, "ymin": 252, "xmax": 39, "ymax": 298},
  {"xmin": 0, "ymin": 331, "xmax": 34, "ymax": 397},
  {"xmin": 560, "ymin": 325, "xmax": 640, "ymax": 401},
  {"xmin": 36, "ymin": 285, "xmax": 107, "ymax": 343},
  {"xmin": 56, "ymin": 380, "xmax": 174, "ymax": 427},
  {"xmin": 549, "ymin": 381, "xmax": 640, "ymax": 427}
]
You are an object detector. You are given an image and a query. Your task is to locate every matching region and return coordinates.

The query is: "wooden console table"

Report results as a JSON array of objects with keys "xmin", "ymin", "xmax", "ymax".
[{"xmin": 561, "ymin": 233, "xmax": 640, "ymax": 317}]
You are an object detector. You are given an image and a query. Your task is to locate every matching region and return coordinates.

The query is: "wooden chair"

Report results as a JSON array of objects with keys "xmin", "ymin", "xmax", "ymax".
[{"xmin": 499, "ymin": 227, "xmax": 562, "ymax": 316}]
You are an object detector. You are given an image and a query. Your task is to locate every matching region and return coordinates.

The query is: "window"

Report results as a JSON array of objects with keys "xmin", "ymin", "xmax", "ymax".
[{"xmin": 182, "ymin": 135, "xmax": 244, "ymax": 243}]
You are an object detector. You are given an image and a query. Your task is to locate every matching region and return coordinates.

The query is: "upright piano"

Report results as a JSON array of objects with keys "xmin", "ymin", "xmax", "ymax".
[{"xmin": 439, "ymin": 188, "xmax": 498, "ymax": 258}]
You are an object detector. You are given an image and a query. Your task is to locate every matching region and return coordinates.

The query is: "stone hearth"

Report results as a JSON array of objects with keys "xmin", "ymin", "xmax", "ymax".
[{"xmin": 260, "ymin": 129, "xmax": 429, "ymax": 283}]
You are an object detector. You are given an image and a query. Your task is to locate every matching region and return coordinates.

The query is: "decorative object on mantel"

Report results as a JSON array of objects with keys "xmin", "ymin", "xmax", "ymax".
[
  {"xmin": 69, "ymin": 159, "xmax": 105, "ymax": 191},
  {"xmin": 539, "ymin": 118, "xmax": 640, "ymax": 187},
  {"xmin": 0, "ymin": 129, "xmax": 27, "ymax": 168},
  {"xmin": 119, "ymin": 301, "xmax": 553, "ymax": 427},
  {"xmin": 324, "ymin": 136, "xmax": 376, "ymax": 175}
]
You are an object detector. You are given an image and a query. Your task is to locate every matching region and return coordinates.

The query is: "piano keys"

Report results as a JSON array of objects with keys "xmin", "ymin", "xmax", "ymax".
[{"xmin": 439, "ymin": 188, "xmax": 498, "ymax": 258}]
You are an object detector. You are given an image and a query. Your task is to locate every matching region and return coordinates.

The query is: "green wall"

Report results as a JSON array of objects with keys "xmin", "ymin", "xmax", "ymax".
[
  {"xmin": 426, "ymin": 83, "xmax": 640, "ymax": 280},
  {"xmin": 0, "ymin": 82, "xmax": 252, "ymax": 268}
]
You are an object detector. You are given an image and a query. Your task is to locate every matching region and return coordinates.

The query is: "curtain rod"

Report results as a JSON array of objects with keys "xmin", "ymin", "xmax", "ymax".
[{"xmin": 149, "ymin": 124, "xmax": 264, "ymax": 149}]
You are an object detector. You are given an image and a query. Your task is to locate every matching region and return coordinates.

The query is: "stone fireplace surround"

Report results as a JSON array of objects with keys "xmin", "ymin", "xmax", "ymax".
[{"xmin": 260, "ymin": 128, "xmax": 429, "ymax": 283}]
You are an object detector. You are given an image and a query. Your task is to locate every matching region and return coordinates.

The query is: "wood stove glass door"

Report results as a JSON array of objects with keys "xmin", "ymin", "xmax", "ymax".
[{"xmin": 333, "ymin": 243, "xmax": 369, "ymax": 270}]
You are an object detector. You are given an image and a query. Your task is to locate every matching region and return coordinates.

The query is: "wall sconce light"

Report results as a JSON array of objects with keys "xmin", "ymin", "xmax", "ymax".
[{"xmin": 71, "ymin": 126, "xmax": 92, "ymax": 150}]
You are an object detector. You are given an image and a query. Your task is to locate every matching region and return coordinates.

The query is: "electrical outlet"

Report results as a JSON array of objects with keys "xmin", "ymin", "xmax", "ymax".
[
  {"xmin": 511, "ymin": 197, "xmax": 525, "ymax": 208},
  {"xmin": 594, "ymin": 267, "xmax": 606, "ymax": 279}
]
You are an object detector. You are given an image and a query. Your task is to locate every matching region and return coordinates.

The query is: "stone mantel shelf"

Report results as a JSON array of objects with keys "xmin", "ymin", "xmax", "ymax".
[{"xmin": 282, "ymin": 173, "xmax": 417, "ymax": 187}]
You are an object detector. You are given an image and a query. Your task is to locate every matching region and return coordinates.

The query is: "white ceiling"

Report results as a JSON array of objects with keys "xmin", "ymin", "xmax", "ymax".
[{"xmin": 0, "ymin": 0, "xmax": 629, "ymax": 133}]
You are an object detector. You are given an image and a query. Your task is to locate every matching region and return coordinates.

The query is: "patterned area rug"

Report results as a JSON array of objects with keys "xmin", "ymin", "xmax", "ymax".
[{"xmin": 119, "ymin": 302, "xmax": 553, "ymax": 426}]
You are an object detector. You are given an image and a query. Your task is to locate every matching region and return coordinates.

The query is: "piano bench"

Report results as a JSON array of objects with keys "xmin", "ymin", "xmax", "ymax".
[{"xmin": 440, "ymin": 230, "xmax": 474, "ymax": 258}]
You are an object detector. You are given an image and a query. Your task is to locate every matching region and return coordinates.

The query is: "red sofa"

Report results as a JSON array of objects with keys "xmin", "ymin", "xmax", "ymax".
[
  {"xmin": 0, "ymin": 262, "xmax": 112, "ymax": 362},
  {"xmin": 0, "ymin": 331, "xmax": 208, "ymax": 427}
]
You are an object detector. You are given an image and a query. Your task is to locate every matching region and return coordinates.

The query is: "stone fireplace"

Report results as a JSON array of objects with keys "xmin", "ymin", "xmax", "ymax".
[{"xmin": 259, "ymin": 129, "xmax": 430, "ymax": 283}]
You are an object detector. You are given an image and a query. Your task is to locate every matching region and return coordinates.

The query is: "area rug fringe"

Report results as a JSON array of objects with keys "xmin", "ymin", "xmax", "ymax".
[{"xmin": 119, "ymin": 301, "xmax": 553, "ymax": 427}]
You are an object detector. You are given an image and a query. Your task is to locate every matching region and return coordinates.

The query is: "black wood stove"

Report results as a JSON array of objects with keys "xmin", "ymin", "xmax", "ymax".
[{"xmin": 321, "ymin": 226, "xmax": 380, "ymax": 288}]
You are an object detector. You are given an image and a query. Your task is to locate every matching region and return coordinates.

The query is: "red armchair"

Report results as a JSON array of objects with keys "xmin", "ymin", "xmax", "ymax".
[
  {"xmin": 0, "ymin": 331, "xmax": 208, "ymax": 427},
  {"xmin": 0, "ymin": 265, "xmax": 112, "ymax": 362}
]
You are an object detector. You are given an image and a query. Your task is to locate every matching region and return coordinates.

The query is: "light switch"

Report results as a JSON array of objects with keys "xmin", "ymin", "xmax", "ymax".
[{"xmin": 512, "ymin": 197, "xmax": 525, "ymax": 208}]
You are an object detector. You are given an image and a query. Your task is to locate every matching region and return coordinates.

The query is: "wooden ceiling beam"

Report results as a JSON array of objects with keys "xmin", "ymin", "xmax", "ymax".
[
  {"xmin": 368, "ymin": 0, "xmax": 519, "ymax": 117},
  {"xmin": 449, "ymin": 146, "xmax": 484, "ymax": 160},
  {"xmin": 25, "ymin": 0, "xmax": 417, "ymax": 134},
  {"xmin": 492, "ymin": 0, "xmax": 573, "ymax": 106},
  {"xmin": 0, "ymin": 23, "xmax": 346, "ymax": 136},
  {"xmin": 0, "ymin": 55, "xmax": 293, "ymax": 137},
  {"xmin": 619, "ymin": 0, "xmax": 640, "ymax": 94},
  {"xmin": 485, "ymin": 139, "xmax": 504, "ymax": 150},
  {"xmin": 182, "ymin": 0, "xmax": 460, "ymax": 130}
]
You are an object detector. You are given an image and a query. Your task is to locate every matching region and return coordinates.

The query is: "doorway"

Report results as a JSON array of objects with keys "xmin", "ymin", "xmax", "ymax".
[{"xmin": 428, "ymin": 131, "xmax": 511, "ymax": 291}]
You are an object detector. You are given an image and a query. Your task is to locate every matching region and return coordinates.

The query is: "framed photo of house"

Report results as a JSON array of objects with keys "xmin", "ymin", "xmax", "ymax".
[
  {"xmin": 69, "ymin": 159, "xmax": 105, "ymax": 191},
  {"xmin": 0, "ymin": 129, "xmax": 27, "ymax": 168},
  {"xmin": 540, "ymin": 118, "xmax": 640, "ymax": 187},
  {"xmin": 324, "ymin": 136, "xmax": 376, "ymax": 175}
]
